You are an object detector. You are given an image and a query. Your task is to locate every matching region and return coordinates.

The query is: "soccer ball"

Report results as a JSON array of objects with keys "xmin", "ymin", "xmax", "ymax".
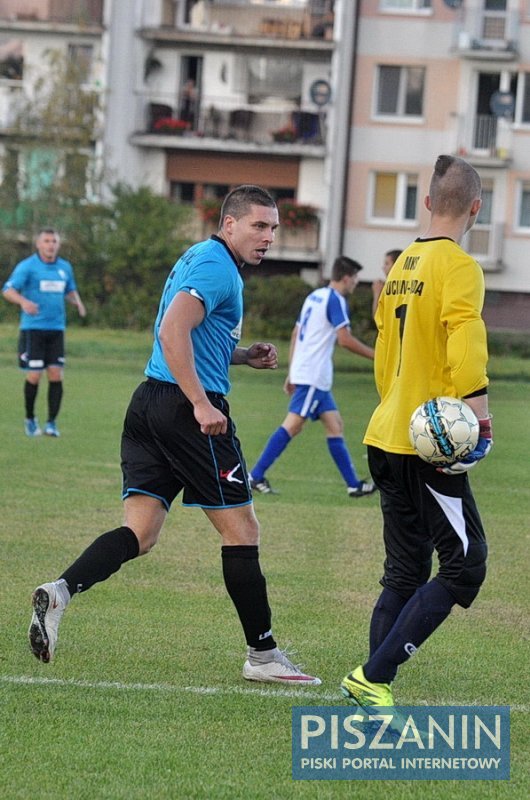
[{"xmin": 409, "ymin": 397, "xmax": 479, "ymax": 465}]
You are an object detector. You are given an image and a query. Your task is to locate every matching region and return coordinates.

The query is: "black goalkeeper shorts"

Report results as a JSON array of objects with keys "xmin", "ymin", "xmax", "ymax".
[
  {"xmin": 121, "ymin": 379, "xmax": 252, "ymax": 510},
  {"xmin": 367, "ymin": 445, "xmax": 487, "ymax": 608}
]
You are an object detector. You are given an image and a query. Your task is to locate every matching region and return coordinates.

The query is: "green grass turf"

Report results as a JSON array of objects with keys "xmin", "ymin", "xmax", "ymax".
[{"xmin": 0, "ymin": 324, "xmax": 528, "ymax": 799}]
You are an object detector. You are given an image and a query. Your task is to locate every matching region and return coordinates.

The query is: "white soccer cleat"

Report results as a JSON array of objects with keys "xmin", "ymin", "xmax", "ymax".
[
  {"xmin": 28, "ymin": 582, "xmax": 67, "ymax": 663},
  {"xmin": 243, "ymin": 648, "xmax": 321, "ymax": 685}
]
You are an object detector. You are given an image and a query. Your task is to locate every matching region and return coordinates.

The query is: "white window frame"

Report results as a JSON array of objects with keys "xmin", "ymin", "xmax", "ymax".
[
  {"xmin": 367, "ymin": 171, "xmax": 419, "ymax": 226},
  {"xmin": 514, "ymin": 180, "xmax": 530, "ymax": 232},
  {"xmin": 514, "ymin": 71, "xmax": 530, "ymax": 127},
  {"xmin": 379, "ymin": 0, "xmax": 432, "ymax": 14},
  {"xmin": 374, "ymin": 65, "xmax": 425, "ymax": 121}
]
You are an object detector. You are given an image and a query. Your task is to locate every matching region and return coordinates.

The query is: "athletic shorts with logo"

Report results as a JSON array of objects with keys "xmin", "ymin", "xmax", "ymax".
[
  {"xmin": 18, "ymin": 329, "xmax": 65, "ymax": 370},
  {"xmin": 121, "ymin": 378, "xmax": 252, "ymax": 510},
  {"xmin": 367, "ymin": 446, "xmax": 487, "ymax": 609},
  {"xmin": 288, "ymin": 384, "xmax": 338, "ymax": 420}
]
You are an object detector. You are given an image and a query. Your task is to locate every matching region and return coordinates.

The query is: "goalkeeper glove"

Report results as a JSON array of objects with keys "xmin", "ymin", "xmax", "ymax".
[{"xmin": 438, "ymin": 416, "xmax": 493, "ymax": 475}]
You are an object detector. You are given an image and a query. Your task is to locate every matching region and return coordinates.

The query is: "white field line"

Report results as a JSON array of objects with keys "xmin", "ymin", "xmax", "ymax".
[
  {"xmin": 0, "ymin": 675, "xmax": 527, "ymax": 712},
  {"xmin": 0, "ymin": 674, "xmax": 341, "ymax": 701}
]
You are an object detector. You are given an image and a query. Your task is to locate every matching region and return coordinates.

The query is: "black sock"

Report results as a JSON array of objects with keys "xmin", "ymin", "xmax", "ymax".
[
  {"xmin": 369, "ymin": 587, "xmax": 409, "ymax": 656},
  {"xmin": 221, "ymin": 545, "xmax": 277, "ymax": 650},
  {"xmin": 364, "ymin": 580, "xmax": 456, "ymax": 684},
  {"xmin": 60, "ymin": 526, "xmax": 140, "ymax": 594},
  {"xmin": 24, "ymin": 381, "xmax": 38, "ymax": 418},
  {"xmin": 48, "ymin": 380, "xmax": 63, "ymax": 421}
]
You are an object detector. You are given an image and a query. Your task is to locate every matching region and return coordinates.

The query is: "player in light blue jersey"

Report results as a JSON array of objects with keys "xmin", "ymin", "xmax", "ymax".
[
  {"xmin": 2, "ymin": 228, "xmax": 86, "ymax": 437},
  {"xmin": 250, "ymin": 256, "xmax": 376, "ymax": 497},
  {"xmin": 28, "ymin": 186, "xmax": 320, "ymax": 686}
]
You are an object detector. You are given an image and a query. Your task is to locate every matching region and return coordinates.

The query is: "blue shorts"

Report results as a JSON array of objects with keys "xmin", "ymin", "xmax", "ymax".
[{"xmin": 288, "ymin": 385, "xmax": 337, "ymax": 420}]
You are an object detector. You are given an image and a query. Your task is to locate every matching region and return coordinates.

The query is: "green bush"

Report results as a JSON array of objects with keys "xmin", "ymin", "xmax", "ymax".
[
  {"xmin": 243, "ymin": 275, "xmax": 377, "ymax": 342},
  {"xmin": 243, "ymin": 274, "xmax": 311, "ymax": 339}
]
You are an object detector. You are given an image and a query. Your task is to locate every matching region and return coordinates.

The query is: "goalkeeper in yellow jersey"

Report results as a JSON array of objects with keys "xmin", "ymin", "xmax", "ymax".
[{"xmin": 341, "ymin": 155, "xmax": 493, "ymax": 710}]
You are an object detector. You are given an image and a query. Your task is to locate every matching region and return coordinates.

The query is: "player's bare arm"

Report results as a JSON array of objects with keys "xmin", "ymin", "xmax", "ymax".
[
  {"xmin": 336, "ymin": 326, "xmax": 374, "ymax": 360},
  {"xmin": 159, "ymin": 291, "xmax": 227, "ymax": 435},
  {"xmin": 66, "ymin": 290, "xmax": 87, "ymax": 318},
  {"xmin": 2, "ymin": 287, "xmax": 39, "ymax": 315}
]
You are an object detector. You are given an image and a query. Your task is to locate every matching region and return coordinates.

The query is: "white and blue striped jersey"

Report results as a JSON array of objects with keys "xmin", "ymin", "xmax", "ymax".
[
  {"xmin": 145, "ymin": 237, "xmax": 243, "ymax": 396},
  {"xmin": 289, "ymin": 286, "xmax": 350, "ymax": 391}
]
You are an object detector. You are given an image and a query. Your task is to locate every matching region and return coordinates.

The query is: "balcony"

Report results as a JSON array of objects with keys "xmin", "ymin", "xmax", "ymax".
[
  {"xmin": 194, "ymin": 197, "xmax": 321, "ymax": 262},
  {"xmin": 455, "ymin": 114, "xmax": 512, "ymax": 168},
  {"xmin": 139, "ymin": 0, "xmax": 335, "ymax": 56},
  {"xmin": 453, "ymin": 8, "xmax": 519, "ymax": 60},
  {"xmin": 0, "ymin": 0, "xmax": 104, "ymax": 29},
  {"xmin": 129, "ymin": 91, "xmax": 326, "ymax": 156},
  {"xmin": 0, "ymin": 81, "xmax": 25, "ymax": 133}
]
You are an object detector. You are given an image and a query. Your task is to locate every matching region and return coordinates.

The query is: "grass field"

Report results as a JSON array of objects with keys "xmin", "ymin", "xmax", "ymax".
[{"xmin": 0, "ymin": 323, "xmax": 528, "ymax": 799}]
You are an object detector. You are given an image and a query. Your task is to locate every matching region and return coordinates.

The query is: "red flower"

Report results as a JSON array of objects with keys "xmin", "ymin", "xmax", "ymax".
[{"xmin": 153, "ymin": 117, "xmax": 190, "ymax": 133}]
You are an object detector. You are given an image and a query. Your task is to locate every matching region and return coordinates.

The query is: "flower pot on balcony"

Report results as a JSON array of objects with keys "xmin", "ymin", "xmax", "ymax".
[
  {"xmin": 279, "ymin": 225, "xmax": 319, "ymax": 250},
  {"xmin": 152, "ymin": 117, "xmax": 190, "ymax": 135},
  {"xmin": 277, "ymin": 200, "xmax": 319, "ymax": 249},
  {"xmin": 272, "ymin": 126, "xmax": 297, "ymax": 144}
]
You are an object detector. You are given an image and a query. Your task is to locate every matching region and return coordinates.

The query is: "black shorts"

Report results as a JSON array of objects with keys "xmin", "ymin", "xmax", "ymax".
[
  {"xmin": 121, "ymin": 379, "xmax": 253, "ymax": 510},
  {"xmin": 18, "ymin": 329, "xmax": 65, "ymax": 371},
  {"xmin": 367, "ymin": 446, "xmax": 487, "ymax": 608}
]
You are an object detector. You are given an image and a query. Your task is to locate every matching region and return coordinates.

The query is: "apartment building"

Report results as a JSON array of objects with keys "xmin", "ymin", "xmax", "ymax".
[
  {"xmin": 0, "ymin": 0, "xmax": 106, "ymax": 212},
  {"xmin": 0, "ymin": 0, "xmax": 340, "ymax": 280},
  {"xmin": 1, "ymin": 0, "xmax": 529, "ymax": 327},
  {"xmin": 344, "ymin": 0, "xmax": 530, "ymax": 328}
]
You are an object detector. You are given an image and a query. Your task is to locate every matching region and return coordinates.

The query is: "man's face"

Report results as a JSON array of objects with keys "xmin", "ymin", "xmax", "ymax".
[
  {"xmin": 383, "ymin": 255, "xmax": 395, "ymax": 276},
  {"xmin": 223, "ymin": 204, "xmax": 279, "ymax": 266},
  {"xmin": 343, "ymin": 271, "xmax": 359, "ymax": 295},
  {"xmin": 36, "ymin": 232, "xmax": 60, "ymax": 263}
]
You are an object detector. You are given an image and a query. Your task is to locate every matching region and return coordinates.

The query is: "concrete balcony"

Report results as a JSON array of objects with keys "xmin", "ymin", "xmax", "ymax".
[
  {"xmin": 139, "ymin": 0, "xmax": 334, "ymax": 57},
  {"xmin": 129, "ymin": 91, "xmax": 326, "ymax": 156},
  {"xmin": 455, "ymin": 114, "xmax": 512, "ymax": 167},
  {"xmin": 0, "ymin": 0, "xmax": 104, "ymax": 30},
  {"xmin": 452, "ymin": 8, "xmax": 519, "ymax": 60}
]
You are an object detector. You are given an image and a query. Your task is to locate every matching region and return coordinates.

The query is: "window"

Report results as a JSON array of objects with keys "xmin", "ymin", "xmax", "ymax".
[
  {"xmin": 370, "ymin": 172, "xmax": 418, "ymax": 223},
  {"xmin": 247, "ymin": 57, "xmax": 302, "ymax": 102},
  {"xmin": 380, "ymin": 0, "xmax": 431, "ymax": 10},
  {"xmin": 376, "ymin": 66, "xmax": 425, "ymax": 117},
  {"xmin": 515, "ymin": 72, "xmax": 530, "ymax": 124},
  {"xmin": 467, "ymin": 183, "xmax": 493, "ymax": 256},
  {"xmin": 64, "ymin": 152, "xmax": 88, "ymax": 200},
  {"xmin": 20, "ymin": 148, "xmax": 59, "ymax": 200},
  {"xmin": 0, "ymin": 38, "xmax": 24, "ymax": 81},
  {"xmin": 170, "ymin": 182, "xmax": 195, "ymax": 203},
  {"xmin": 67, "ymin": 44, "xmax": 93, "ymax": 84},
  {"xmin": 516, "ymin": 181, "xmax": 530, "ymax": 229}
]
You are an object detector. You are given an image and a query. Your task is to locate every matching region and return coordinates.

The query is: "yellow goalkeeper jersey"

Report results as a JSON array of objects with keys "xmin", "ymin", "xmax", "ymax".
[{"xmin": 364, "ymin": 237, "xmax": 489, "ymax": 455}]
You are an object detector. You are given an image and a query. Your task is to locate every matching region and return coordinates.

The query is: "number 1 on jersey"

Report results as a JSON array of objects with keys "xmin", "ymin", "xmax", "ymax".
[{"xmin": 395, "ymin": 304, "xmax": 407, "ymax": 376}]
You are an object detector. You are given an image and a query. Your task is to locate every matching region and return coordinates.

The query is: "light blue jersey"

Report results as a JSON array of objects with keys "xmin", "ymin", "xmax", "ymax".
[
  {"xmin": 3, "ymin": 253, "xmax": 77, "ymax": 330},
  {"xmin": 145, "ymin": 237, "xmax": 243, "ymax": 395}
]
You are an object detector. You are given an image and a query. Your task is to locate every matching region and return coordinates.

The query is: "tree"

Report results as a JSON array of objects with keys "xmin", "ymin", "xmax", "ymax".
[
  {"xmin": 87, "ymin": 184, "xmax": 192, "ymax": 329},
  {"xmin": 0, "ymin": 48, "xmax": 101, "ymax": 233},
  {"xmin": 0, "ymin": 51, "xmax": 193, "ymax": 329}
]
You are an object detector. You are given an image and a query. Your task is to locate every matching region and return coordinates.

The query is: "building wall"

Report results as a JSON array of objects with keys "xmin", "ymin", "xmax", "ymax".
[{"xmin": 343, "ymin": 0, "xmax": 530, "ymax": 307}]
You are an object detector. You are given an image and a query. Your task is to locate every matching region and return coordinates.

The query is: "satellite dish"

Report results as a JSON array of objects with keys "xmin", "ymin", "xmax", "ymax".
[
  {"xmin": 443, "ymin": 0, "xmax": 463, "ymax": 8},
  {"xmin": 309, "ymin": 79, "xmax": 332, "ymax": 107},
  {"xmin": 490, "ymin": 90, "xmax": 515, "ymax": 118}
]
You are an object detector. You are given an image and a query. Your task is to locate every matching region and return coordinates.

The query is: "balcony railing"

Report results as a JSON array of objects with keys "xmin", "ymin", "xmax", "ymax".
[
  {"xmin": 455, "ymin": 113, "xmax": 511, "ymax": 164},
  {"xmin": 0, "ymin": 82, "xmax": 25, "ymax": 131},
  {"xmin": 453, "ymin": 8, "xmax": 519, "ymax": 58},
  {"xmin": 143, "ymin": 0, "xmax": 335, "ymax": 44},
  {"xmin": 0, "ymin": 0, "xmax": 103, "ymax": 25},
  {"xmin": 133, "ymin": 91, "xmax": 326, "ymax": 148}
]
